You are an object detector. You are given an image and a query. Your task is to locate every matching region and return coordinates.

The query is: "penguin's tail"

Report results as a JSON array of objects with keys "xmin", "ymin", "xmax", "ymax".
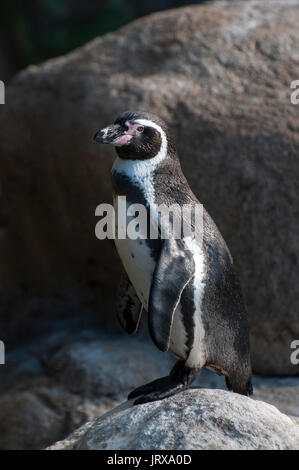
[{"xmin": 225, "ymin": 374, "xmax": 253, "ymax": 396}]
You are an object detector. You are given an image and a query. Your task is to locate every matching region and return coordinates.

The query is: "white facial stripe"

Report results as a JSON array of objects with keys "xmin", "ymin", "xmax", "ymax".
[
  {"xmin": 134, "ymin": 119, "xmax": 167, "ymax": 159},
  {"xmin": 112, "ymin": 118, "xmax": 168, "ymax": 176},
  {"xmin": 133, "ymin": 119, "xmax": 163, "ymax": 132}
]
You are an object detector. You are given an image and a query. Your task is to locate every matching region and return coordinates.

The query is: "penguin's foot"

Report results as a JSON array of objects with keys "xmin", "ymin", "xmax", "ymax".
[
  {"xmin": 128, "ymin": 362, "xmax": 199, "ymax": 405},
  {"xmin": 128, "ymin": 360, "xmax": 185, "ymax": 401},
  {"xmin": 132, "ymin": 379, "xmax": 188, "ymax": 405},
  {"xmin": 128, "ymin": 376, "xmax": 174, "ymax": 400}
]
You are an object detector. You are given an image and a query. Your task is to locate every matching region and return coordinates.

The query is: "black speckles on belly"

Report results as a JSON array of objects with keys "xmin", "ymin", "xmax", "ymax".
[{"xmin": 112, "ymin": 172, "xmax": 162, "ymax": 260}]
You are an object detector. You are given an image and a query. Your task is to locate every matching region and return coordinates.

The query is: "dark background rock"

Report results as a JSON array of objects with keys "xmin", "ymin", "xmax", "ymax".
[
  {"xmin": 0, "ymin": 375, "xmax": 120, "ymax": 450},
  {"xmin": 0, "ymin": 0, "xmax": 298, "ymax": 375},
  {"xmin": 0, "ymin": 0, "xmax": 206, "ymax": 82}
]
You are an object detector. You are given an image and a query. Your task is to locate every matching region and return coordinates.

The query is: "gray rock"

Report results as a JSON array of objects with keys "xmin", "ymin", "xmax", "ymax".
[
  {"xmin": 46, "ymin": 336, "xmax": 173, "ymax": 398},
  {"xmin": 1, "ymin": 334, "xmax": 299, "ymax": 449},
  {"xmin": 0, "ymin": 0, "xmax": 298, "ymax": 375},
  {"xmin": 48, "ymin": 389, "xmax": 299, "ymax": 450},
  {"xmin": 197, "ymin": 370, "xmax": 299, "ymax": 419},
  {"xmin": 0, "ymin": 376, "xmax": 120, "ymax": 450},
  {"xmin": 253, "ymin": 376, "xmax": 299, "ymax": 419},
  {"xmin": 0, "ymin": 334, "xmax": 173, "ymax": 449}
]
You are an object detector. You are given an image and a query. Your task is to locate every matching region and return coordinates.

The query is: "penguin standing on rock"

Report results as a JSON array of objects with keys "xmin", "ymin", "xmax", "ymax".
[{"xmin": 94, "ymin": 111, "xmax": 253, "ymax": 405}]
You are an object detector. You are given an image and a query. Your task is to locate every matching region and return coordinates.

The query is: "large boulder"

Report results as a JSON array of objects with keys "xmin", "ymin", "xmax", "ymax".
[
  {"xmin": 0, "ymin": 0, "xmax": 298, "ymax": 375},
  {"xmin": 0, "ymin": 377, "xmax": 119, "ymax": 450},
  {"xmin": 1, "ymin": 330, "xmax": 299, "ymax": 449},
  {"xmin": 0, "ymin": 332, "xmax": 172, "ymax": 449},
  {"xmin": 48, "ymin": 389, "xmax": 299, "ymax": 450},
  {"xmin": 45, "ymin": 336, "xmax": 173, "ymax": 398}
]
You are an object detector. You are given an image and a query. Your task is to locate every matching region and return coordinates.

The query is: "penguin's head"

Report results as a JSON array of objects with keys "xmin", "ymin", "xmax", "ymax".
[{"xmin": 94, "ymin": 111, "xmax": 176, "ymax": 160}]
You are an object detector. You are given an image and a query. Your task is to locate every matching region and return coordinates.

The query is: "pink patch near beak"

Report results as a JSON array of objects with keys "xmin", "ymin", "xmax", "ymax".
[{"xmin": 112, "ymin": 134, "xmax": 133, "ymax": 146}]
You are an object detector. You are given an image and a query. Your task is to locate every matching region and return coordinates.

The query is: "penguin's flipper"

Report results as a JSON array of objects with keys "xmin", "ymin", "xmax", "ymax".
[
  {"xmin": 116, "ymin": 269, "xmax": 143, "ymax": 335},
  {"xmin": 148, "ymin": 238, "xmax": 195, "ymax": 352}
]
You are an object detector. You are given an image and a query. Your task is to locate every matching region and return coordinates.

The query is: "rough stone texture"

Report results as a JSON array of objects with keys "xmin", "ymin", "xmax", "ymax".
[
  {"xmin": 197, "ymin": 372, "xmax": 299, "ymax": 420},
  {"xmin": 0, "ymin": 1, "xmax": 298, "ymax": 374},
  {"xmin": 45, "ymin": 336, "xmax": 173, "ymax": 398},
  {"xmin": 0, "ymin": 331, "xmax": 171, "ymax": 449},
  {"xmin": 253, "ymin": 376, "xmax": 299, "ymax": 419},
  {"xmin": 48, "ymin": 389, "xmax": 299, "ymax": 450},
  {"xmin": 0, "ymin": 376, "xmax": 119, "ymax": 450},
  {"xmin": 0, "ymin": 331, "xmax": 299, "ymax": 449}
]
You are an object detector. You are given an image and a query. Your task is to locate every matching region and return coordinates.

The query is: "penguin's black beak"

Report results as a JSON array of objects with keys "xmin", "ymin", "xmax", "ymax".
[
  {"xmin": 93, "ymin": 124, "xmax": 133, "ymax": 147},
  {"xmin": 94, "ymin": 124, "xmax": 119, "ymax": 144},
  {"xmin": 93, "ymin": 129, "xmax": 106, "ymax": 143}
]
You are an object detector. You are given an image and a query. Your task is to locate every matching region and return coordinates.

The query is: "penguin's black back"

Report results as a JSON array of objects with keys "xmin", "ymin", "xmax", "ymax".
[{"xmin": 152, "ymin": 159, "xmax": 252, "ymax": 395}]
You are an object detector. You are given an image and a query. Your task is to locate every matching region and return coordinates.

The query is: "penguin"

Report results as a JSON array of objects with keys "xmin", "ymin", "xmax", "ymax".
[{"xmin": 94, "ymin": 111, "xmax": 253, "ymax": 405}]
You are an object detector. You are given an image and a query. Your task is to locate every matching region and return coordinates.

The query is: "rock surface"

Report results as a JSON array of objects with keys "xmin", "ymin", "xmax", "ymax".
[
  {"xmin": 0, "ymin": 331, "xmax": 171, "ymax": 449},
  {"xmin": 45, "ymin": 336, "xmax": 173, "ymax": 398},
  {"xmin": 0, "ymin": 377, "xmax": 118, "ymax": 450},
  {"xmin": 0, "ymin": 331, "xmax": 299, "ymax": 449},
  {"xmin": 48, "ymin": 389, "xmax": 299, "ymax": 450},
  {"xmin": 0, "ymin": 0, "xmax": 298, "ymax": 375}
]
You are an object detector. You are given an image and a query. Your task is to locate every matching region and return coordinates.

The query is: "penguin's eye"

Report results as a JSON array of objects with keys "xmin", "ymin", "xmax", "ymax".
[{"xmin": 137, "ymin": 126, "xmax": 144, "ymax": 133}]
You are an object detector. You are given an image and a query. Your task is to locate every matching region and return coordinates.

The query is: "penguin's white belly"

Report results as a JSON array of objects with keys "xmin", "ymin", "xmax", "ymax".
[
  {"xmin": 114, "ymin": 236, "xmax": 155, "ymax": 311},
  {"xmin": 113, "ymin": 197, "xmax": 155, "ymax": 310},
  {"xmin": 114, "ymin": 235, "xmax": 189, "ymax": 361},
  {"xmin": 113, "ymin": 200, "xmax": 204, "ymax": 364}
]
